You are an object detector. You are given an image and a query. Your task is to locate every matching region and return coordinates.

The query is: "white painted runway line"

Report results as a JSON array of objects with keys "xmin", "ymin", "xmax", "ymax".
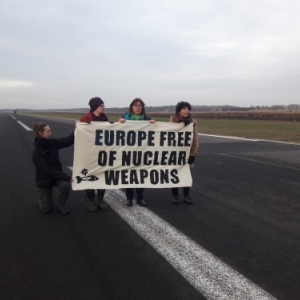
[
  {"xmin": 102, "ymin": 189, "xmax": 276, "ymax": 300},
  {"xmin": 200, "ymin": 133, "xmax": 300, "ymax": 145},
  {"xmin": 67, "ymin": 167, "xmax": 276, "ymax": 299},
  {"xmin": 221, "ymin": 153, "xmax": 300, "ymax": 171},
  {"xmin": 200, "ymin": 133, "xmax": 259, "ymax": 141},
  {"xmin": 17, "ymin": 121, "xmax": 32, "ymax": 131}
]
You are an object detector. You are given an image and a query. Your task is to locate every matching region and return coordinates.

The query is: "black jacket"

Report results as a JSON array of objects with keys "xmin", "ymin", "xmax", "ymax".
[{"xmin": 32, "ymin": 132, "xmax": 74, "ymax": 188}]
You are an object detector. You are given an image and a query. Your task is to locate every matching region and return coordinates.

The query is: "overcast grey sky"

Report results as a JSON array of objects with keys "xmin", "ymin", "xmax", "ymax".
[{"xmin": 1, "ymin": 0, "xmax": 300, "ymax": 109}]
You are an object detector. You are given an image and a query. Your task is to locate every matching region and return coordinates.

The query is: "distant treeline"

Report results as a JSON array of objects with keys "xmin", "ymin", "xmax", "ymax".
[
  {"xmin": 101, "ymin": 110, "xmax": 300, "ymax": 122},
  {"xmin": 103, "ymin": 104, "xmax": 300, "ymax": 113},
  {"xmin": 6, "ymin": 104, "xmax": 300, "ymax": 114},
  {"xmin": 143, "ymin": 111, "xmax": 300, "ymax": 122},
  {"xmin": 5, "ymin": 104, "xmax": 300, "ymax": 121}
]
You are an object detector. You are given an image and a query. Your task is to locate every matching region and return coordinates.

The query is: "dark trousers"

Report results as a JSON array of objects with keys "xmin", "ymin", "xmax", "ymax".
[
  {"xmin": 171, "ymin": 187, "xmax": 190, "ymax": 197},
  {"xmin": 126, "ymin": 188, "xmax": 144, "ymax": 200},
  {"xmin": 38, "ymin": 180, "xmax": 71, "ymax": 213}
]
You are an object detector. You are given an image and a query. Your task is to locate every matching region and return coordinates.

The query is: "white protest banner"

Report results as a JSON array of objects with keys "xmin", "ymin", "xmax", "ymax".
[{"xmin": 72, "ymin": 121, "xmax": 193, "ymax": 190}]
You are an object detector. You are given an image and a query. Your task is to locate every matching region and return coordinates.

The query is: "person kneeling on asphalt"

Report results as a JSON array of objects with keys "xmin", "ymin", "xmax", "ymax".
[{"xmin": 32, "ymin": 123, "xmax": 74, "ymax": 214}]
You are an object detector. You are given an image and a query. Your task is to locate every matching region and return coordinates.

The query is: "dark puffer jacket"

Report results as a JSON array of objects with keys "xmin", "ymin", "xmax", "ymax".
[{"xmin": 32, "ymin": 132, "xmax": 74, "ymax": 188}]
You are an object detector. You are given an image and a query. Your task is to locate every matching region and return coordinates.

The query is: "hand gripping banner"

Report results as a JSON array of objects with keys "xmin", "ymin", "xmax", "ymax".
[{"xmin": 72, "ymin": 121, "xmax": 193, "ymax": 190}]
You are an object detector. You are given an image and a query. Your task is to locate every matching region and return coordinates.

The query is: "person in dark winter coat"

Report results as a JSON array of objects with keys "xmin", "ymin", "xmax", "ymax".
[
  {"xmin": 79, "ymin": 97, "xmax": 109, "ymax": 212},
  {"xmin": 119, "ymin": 98, "xmax": 155, "ymax": 207},
  {"xmin": 32, "ymin": 123, "xmax": 74, "ymax": 214},
  {"xmin": 170, "ymin": 101, "xmax": 199, "ymax": 205}
]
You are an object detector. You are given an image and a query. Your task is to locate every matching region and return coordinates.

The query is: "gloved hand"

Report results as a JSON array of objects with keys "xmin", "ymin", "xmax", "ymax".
[
  {"xmin": 182, "ymin": 119, "xmax": 190, "ymax": 126},
  {"xmin": 188, "ymin": 156, "xmax": 195, "ymax": 164}
]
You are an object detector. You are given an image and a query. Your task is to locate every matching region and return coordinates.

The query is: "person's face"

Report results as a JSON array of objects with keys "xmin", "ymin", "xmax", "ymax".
[
  {"xmin": 40, "ymin": 125, "xmax": 52, "ymax": 139},
  {"xmin": 132, "ymin": 101, "xmax": 143, "ymax": 115},
  {"xmin": 95, "ymin": 104, "xmax": 105, "ymax": 115},
  {"xmin": 179, "ymin": 107, "xmax": 190, "ymax": 118}
]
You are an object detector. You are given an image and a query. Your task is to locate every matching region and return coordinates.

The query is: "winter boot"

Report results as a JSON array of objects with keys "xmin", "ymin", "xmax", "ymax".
[
  {"xmin": 137, "ymin": 199, "xmax": 146, "ymax": 207},
  {"xmin": 86, "ymin": 190, "xmax": 98, "ymax": 212},
  {"xmin": 183, "ymin": 196, "xmax": 193, "ymax": 204},
  {"xmin": 97, "ymin": 190, "xmax": 108, "ymax": 210},
  {"xmin": 172, "ymin": 196, "xmax": 180, "ymax": 205}
]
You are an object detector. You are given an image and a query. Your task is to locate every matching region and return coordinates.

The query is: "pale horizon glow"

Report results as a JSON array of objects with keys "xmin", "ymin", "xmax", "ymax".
[
  {"xmin": 1, "ymin": 0, "xmax": 300, "ymax": 109},
  {"xmin": 0, "ymin": 80, "xmax": 34, "ymax": 89}
]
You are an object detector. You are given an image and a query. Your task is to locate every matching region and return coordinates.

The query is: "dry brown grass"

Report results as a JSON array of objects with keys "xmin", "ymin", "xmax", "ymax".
[
  {"xmin": 148, "ymin": 110, "xmax": 300, "ymax": 122},
  {"xmin": 25, "ymin": 111, "xmax": 300, "ymax": 144}
]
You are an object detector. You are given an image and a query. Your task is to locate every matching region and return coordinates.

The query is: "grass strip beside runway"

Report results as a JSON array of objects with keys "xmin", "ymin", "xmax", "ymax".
[{"xmin": 26, "ymin": 112, "xmax": 300, "ymax": 144}]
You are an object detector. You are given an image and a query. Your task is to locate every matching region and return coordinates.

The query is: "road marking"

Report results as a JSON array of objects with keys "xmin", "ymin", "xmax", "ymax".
[
  {"xmin": 67, "ymin": 165, "xmax": 276, "ymax": 299},
  {"xmin": 220, "ymin": 153, "xmax": 300, "ymax": 171},
  {"xmin": 84, "ymin": 185, "xmax": 276, "ymax": 300},
  {"xmin": 200, "ymin": 133, "xmax": 258, "ymax": 141},
  {"xmin": 200, "ymin": 133, "xmax": 300, "ymax": 145},
  {"xmin": 17, "ymin": 121, "xmax": 32, "ymax": 131}
]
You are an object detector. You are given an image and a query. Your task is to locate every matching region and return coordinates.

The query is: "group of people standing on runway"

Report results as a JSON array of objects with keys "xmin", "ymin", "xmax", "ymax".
[{"xmin": 32, "ymin": 97, "xmax": 198, "ymax": 214}]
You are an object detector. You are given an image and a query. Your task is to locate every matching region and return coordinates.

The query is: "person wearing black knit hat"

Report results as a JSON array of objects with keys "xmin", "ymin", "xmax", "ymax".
[
  {"xmin": 79, "ymin": 97, "xmax": 110, "ymax": 211},
  {"xmin": 80, "ymin": 97, "xmax": 108, "ymax": 122},
  {"xmin": 169, "ymin": 101, "xmax": 199, "ymax": 204}
]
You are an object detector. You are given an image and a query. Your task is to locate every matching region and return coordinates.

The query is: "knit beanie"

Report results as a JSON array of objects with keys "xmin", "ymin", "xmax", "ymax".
[
  {"xmin": 175, "ymin": 101, "xmax": 192, "ymax": 113},
  {"xmin": 89, "ymin": 97, "xmax": 104, "ymax": 112}
]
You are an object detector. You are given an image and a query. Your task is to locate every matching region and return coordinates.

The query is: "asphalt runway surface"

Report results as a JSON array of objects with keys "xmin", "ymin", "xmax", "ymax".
[{"xmin": 0, "ymin": 112, "xmax": 299, "ymax": 300}]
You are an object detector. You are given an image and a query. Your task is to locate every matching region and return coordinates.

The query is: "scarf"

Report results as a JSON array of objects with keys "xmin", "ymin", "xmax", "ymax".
[{"xmin": 130, "ymin": 114, "xmax": 144, "ymax": 121}]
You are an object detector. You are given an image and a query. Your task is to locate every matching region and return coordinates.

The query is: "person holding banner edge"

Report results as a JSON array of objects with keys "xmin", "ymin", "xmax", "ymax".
[
  {"xmin": 32, "ymin": 123, "xmax": 74, "ymax": 214},
  {"xmin": 170, "ymin": 101, "xmax": 199, "ymax": 204},
  {"xmin": 79, "ymin": 97, "xmax": 109, "ymax": 212},
  {"xmin": 119, "ymin": 98, "xmax": 155, "ymax": 207}
]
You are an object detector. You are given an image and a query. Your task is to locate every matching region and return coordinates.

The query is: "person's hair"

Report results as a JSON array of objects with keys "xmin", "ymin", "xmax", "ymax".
[
  {"xmin": 33, "ymin": 123, "xmax": 48, "ymax": 137},
  {"xmin": 129, "ymin": 98, "xmax": 147, "ymax": 116},
  {"xmin": 175, "ymin": 101, "xmax": 192, "ymax": 114}
]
